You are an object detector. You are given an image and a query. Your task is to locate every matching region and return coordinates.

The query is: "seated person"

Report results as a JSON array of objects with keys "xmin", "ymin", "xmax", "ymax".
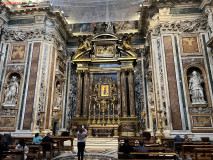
[
  {"xmin": 135, "ymin": 140, "xmax": 148, "ymax": 159},
  {"xmin": 118, "ymin": 137, "xmax": 135, "ymax": 159},
  {"xmin": 183, "ymin": 135, "xmax": 192, "ymax": 142},
  {"xmin": 15, "ymin": 139, "xmax": 29, "ymax": 160},
  {"xmin": 174, "ymin": 134, "xmax": 183, "ymax": 142},
  {"xmin": 33, "ymin": 133, "xmax": 43, "ymax": 144},
  {"xmin": 174, "ymin": 134, "xmax": 183, "ymax": 154},
  {"xmin": 42, "ymin": 133, "xmax": 54, "ymax": 157}
]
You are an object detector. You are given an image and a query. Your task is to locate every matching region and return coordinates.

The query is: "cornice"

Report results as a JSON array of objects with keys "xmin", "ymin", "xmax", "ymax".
[
  {"xmin": 1, "ymin": 2, "xmax": 72, "ymax": 39},
  {"xmin": 200, "ymin": 0, "xmax": 212, "ymax": 9}
]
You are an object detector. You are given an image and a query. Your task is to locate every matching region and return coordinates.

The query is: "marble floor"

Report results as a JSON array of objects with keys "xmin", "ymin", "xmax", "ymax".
[{"xmin": 53, "ymin": 149, "xmax": 117, "ymax": 160}]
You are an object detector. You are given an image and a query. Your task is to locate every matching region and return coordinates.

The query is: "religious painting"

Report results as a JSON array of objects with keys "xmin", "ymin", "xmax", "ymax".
[
  {"xmin": 122, "ymin": 124, "xmax": 134, "ymax": 132},
  {"xmin": 96, "ymin": 45, "xmax": 114, "ymax": 57},
  {"xmin": 0, "ymin": 117, "xmax": 15, "ymax": 128},
  {"xmin": 192, "ymin": 116, "xmax": 212, "ymax": 128},
  {"xmin": 101, "ymin": 84, "xmax": 110, "ymax": 97},
  {"xmin": 180, "ymin": 35, "xmax": 201, "ymax": 56},
  {"xmin": 70, "ymin": 21, "xmax": 138, "ymax": 33}
]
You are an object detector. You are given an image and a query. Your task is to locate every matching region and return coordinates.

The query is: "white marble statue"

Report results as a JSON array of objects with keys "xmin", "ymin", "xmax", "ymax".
[
  {"xmin": 3, "ymin": 76, "xmax": 19, "ymax": 106},
  {"xmin": 54, "ymin": 84, "xmax": 62, "ymax": 110},
  {"xmin": 189, "ymin": 71, "xmax": 206, "ymax": 104}
]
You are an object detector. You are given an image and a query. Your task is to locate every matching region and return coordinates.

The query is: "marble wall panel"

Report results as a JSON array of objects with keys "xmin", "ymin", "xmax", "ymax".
[
  {"xmin": 163, "ymin": 36, "xmax": 182, "ymax": 130},
  {"xmin": 23, "ymin": 43, "xmax": 41, "ymax": 130},
  {"xmin": 45, "ymin": 47, "xmax": 55, "ymax": 129}
]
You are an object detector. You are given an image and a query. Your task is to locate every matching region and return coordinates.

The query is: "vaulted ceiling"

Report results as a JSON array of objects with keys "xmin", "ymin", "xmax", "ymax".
[{"xmin": 4, "ymin": 0, "xmax": 144, "ymax": 23}]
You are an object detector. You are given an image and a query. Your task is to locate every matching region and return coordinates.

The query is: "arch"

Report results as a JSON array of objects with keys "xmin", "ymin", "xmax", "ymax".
[{"xmin": 184, "ymin": 65, "xmax": 211, "ymax": 106}]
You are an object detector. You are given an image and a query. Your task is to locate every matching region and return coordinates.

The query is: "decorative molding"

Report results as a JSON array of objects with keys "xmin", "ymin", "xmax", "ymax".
[
  {"xmin": 153, "ymin": 18, "xmax": 207, "ymax": 35},
  {"xmin": 182, "ymin": 58, "xmax": 204, "ymax": 64},
  {"xmin": 0, "ymin": 109, "xmax": 18, "ymax": 115},
  {"xmin": 189, "ymin": 107, "xmax": 212, "ymax": 114},
  {"xmin": 2, "ymin": 28, "xmax": 45, "ymax": 41},
  {"xmin": 6, "ymin": 65, "xmax": 25, "ymax": 73}
]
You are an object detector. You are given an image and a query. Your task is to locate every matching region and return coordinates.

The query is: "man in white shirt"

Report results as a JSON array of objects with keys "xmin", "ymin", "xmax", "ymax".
[{"xmin": 77, "ymin": 125, "xmax": 88, "ymax": 160}]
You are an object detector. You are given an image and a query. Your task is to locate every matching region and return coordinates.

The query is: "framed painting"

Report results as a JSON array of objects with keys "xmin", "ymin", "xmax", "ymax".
[{"xmin": 101, "ymin": 84, "xmax": 110, "ymax": 97}]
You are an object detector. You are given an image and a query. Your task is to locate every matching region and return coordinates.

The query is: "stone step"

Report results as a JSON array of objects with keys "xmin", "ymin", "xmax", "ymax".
[{"xmin": 73, "ymin": 137, "xmax": 118, "ymax": 149}]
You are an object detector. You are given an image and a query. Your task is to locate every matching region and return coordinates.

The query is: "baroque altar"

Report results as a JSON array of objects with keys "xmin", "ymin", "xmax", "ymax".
[{"xmin": 71, "ymin": 33, "xmax": 139, "ymax": 137}]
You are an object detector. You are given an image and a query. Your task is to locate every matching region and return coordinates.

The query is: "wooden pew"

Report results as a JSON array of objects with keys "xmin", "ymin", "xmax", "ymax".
[
  {"xmin": 12, "ymin": 136, "xmax": 74, "ymax": 151},
  {"xmin": 3, "ymin": 150, "xmax": 24, "ymax": 160},
  {"xmin": 174, "ymin": 142, "xmax": 211, "ymax": 154},
  {"xmin": 26, "ymin": 144, "xmax": 42, "ymax": 160},
  {"xmin": 52, "ymin": 136, "xmax": 74, "ymax": 151},
  {"xmin": 182, "ymin": 145, "xmax": 213, "ymax": 160},
  {"xmin": 192, "ymin": 148, "xmax": 213, "ymax": 160},
  {"xmin": 117, "ymin": 152, "xmax": 177, "ymax": 159}
]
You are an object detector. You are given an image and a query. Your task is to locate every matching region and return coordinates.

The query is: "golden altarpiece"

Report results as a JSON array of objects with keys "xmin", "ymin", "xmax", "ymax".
[{"xmin": 71, "ymin": 34, "xmax": 139, "ymax": 137}]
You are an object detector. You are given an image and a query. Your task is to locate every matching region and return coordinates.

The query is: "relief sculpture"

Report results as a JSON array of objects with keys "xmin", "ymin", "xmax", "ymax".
[{"xmin": 54, "ymin": 84, "xmax": 62, "ymax": 110}]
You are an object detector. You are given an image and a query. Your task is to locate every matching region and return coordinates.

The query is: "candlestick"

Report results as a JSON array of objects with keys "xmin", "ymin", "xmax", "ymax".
[
  {"xmin": 92, "ymin": 104, "xmax": 96, "ymax": 124},
  {"xmin": 107, "ymin": 104, "xmax": 111, "ymax": 124},
  {"xmin": 112, "ymin": 104, "xmax": 115, "ymax": 124}
]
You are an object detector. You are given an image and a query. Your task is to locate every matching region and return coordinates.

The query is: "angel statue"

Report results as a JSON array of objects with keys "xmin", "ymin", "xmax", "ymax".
[
  {"xmin": 74, "ymin": 37, "xmax": 91, "ymax": 56},
  {"xmin": 122, "ymin": 34, "xmax": 135, "ymax": 52}
]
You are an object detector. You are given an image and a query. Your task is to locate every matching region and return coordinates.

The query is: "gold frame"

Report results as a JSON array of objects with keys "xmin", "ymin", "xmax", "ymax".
[{"xmin": 100, "ymin": 84, "xmax": 110, "ymax": 97}]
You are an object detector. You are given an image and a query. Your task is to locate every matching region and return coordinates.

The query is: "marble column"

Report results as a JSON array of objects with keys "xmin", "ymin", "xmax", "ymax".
[
  {"xmin": 76, "ymin": 70, "xmax": 83, "ymax": 117},
  {"xmin": 83, "ymin": 70, "xmax": 89, "ymax": 117},
  {"xmin": 128, "ymin": 69, "xmax": 136, "ymax": 117},
  {"xmin": 121, "ymin": 69, "xmax": 127, "ymax": 117}
]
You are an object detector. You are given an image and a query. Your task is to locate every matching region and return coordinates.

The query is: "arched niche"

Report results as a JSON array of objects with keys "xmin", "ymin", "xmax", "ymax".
[
  {"xmin": 185, "ymin": 66, "xmax": 210, "ymax": 106},
  {"xmin": 1, "ymin": 72, "xmax": 22, "ymax": 108}
]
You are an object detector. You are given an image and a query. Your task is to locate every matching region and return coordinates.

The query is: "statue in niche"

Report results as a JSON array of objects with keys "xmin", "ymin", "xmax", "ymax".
[
  {"xmin": 93, "ymin": 82, "xmax": 99, "ymax": 95},
  {"xmin": 111, "ymin": 82, "xmax": 117, "ymax": 93},
  {"xmin": 54, "ymin": 84, "xmax": 62, "ymax": 110},
  {"xmin": 189, "ymin": 71, "xmax": 206, "ymax": 104},
  {"xmin": 3, "ymin": 76, "xmax": 19, "ymax": 106}
]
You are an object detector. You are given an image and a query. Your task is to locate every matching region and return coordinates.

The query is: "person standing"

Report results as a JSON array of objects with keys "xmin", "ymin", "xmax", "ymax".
[{"xmin": 77, "ymin": 126, "xmax": 87, "ymax": 160}]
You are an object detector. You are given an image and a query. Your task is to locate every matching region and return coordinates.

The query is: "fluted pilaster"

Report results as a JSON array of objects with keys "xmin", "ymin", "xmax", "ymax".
[
  {"xmin": 76, "ymin": 70, "xmax": 83, "ymax": 117},
  {"xmin": 128, "ymin": 69, "xmax": 135, "ymax": 117},
  {"xmin": 121, "ymin": 69, "xmax": 127, "ymax": 117},
  {"xmin": 83, "ymin": 70, "xmax": 89, "ymax": 117}
]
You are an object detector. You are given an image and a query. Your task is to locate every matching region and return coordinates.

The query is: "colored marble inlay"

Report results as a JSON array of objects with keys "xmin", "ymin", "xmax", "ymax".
[
  {"xmin": 45, "ymin": 47, "xmax": 56, "ymax": 129},
  {"xmin": 0, "ymin": 117, "xmax": 15, "ymax": 128},
  {"xmin": 23, "ymin": 43, "xmax": 41, "ymax": 130},
  {"xmin": 11, "ymin": 45, "xmax": 25, "ymax": 61},
  {"xmin": 163, "ymin": 36, "xmax": 182, "ymax": 130},
  {"xmin": 182, "ymin": 37, "xmax": 199, "ymax": 53},
  {"xmin": 192, "ymin": 116, "xmax": 212, "ymax": 128}
]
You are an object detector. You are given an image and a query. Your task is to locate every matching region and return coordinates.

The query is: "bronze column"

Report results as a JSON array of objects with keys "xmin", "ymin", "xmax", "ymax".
[
  {"xmin": 76, "ymin": 70, "xmax": 83, "ymax": 117},
  {"xmin": 121, "ymin": 69, "xmax": 127, "ymax": 117},
  {"xmin": 128, "ymin": 69, "xmax": 136, "ymax": 117},
  {"xmin": 83, "ymin": 70, "xmax": 89, "ymax": 117}
]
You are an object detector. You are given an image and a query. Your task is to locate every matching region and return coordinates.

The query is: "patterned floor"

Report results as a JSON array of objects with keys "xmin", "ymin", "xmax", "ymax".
[{"xmin": 53, "ymin": 149, "xmax": 117, "ymax": 160}]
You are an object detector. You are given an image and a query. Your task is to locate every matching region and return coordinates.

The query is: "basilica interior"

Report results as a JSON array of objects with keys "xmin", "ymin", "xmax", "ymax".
[{"xmin": 1, "ymin": 0, "xmax": 213, "ymax": 159}]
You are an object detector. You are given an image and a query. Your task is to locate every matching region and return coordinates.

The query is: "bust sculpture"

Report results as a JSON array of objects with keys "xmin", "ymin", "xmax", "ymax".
[
  {"xmin": 54, "ymin": 84, "xmax": 62, "ymax": 110},
  {"xmin": 3, "ymin": 76, "xmax": 19, "ymax": 106},
  {"xmin": 189, "ymin": 71, "xmax": 206, "ymax": 104}
]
